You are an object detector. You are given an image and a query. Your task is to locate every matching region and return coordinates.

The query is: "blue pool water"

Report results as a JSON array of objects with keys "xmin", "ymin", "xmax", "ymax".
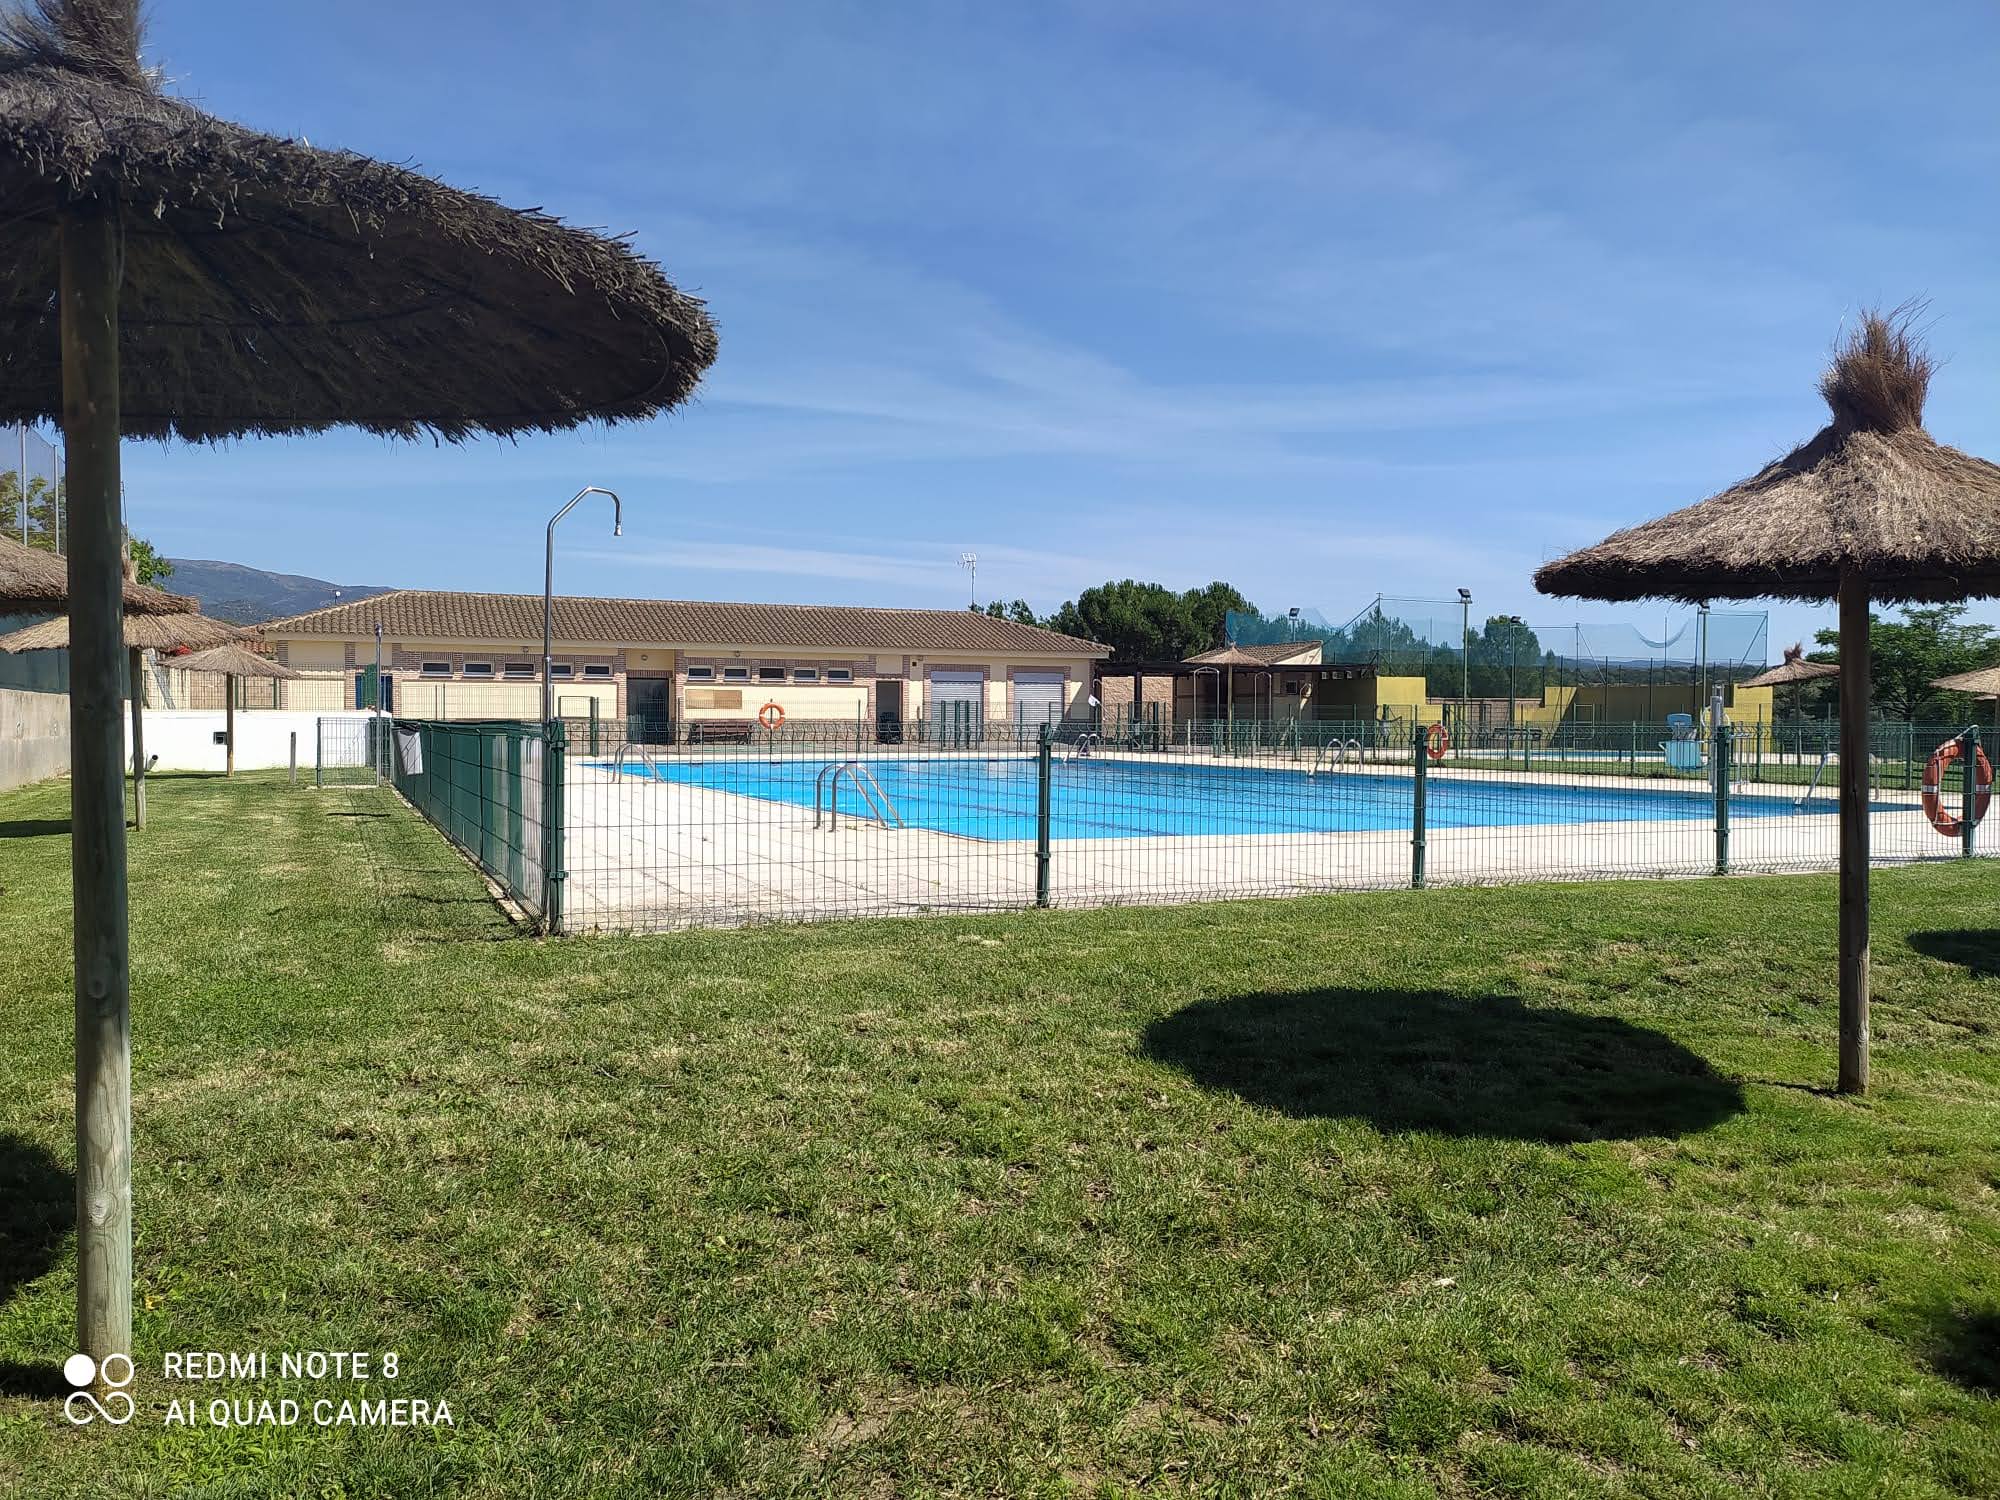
[{"xmin": 597, "ymin": 755, "xmax": 1846, "ymax": 842}]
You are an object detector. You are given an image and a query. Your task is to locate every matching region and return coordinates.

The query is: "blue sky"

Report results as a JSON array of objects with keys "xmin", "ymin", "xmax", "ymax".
[{"xmin": 117, "ymin": 0, "xmax": 2000, "ymax": 655}]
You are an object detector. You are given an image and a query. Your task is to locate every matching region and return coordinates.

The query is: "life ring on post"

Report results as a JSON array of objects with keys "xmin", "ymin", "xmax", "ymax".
[
  {"xmin": 1425, "ymin": 723, "xmax": 1449, "ymax": 762},
  {"xmin": 1922, "ymin": 738, "xmax": 1992, "ymax": 836},
  {"xmin": 757, "ymin": 701, "xmax": 786, "ymax": 731}
]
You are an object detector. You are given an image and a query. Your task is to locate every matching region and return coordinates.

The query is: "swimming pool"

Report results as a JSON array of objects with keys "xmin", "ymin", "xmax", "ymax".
[{"xmin": 596, "ymin": 755, "xmax": 1845, "ymax": 842}]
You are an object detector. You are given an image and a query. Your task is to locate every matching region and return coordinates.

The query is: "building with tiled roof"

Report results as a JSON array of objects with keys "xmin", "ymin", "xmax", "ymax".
[{"xmin": 257, "ymin": 589, "xmax": 1107, "ymax": 740}]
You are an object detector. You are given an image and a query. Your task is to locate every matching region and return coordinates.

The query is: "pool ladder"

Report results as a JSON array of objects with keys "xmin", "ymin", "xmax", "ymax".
[
  {"xmin": 814, "ymin": 761, "xmax": 906, "ymax": 831},
  {"xmin": 1307, "ymin": 738, "xmax": 1362, "ymax": 777},
  {"xmin": 1068, "ymin": 732, "xmax": 1102, "ymax": 761},
  {"xmin": 613, "ymin": 741, "xmax": 660, "ymax": 778}
]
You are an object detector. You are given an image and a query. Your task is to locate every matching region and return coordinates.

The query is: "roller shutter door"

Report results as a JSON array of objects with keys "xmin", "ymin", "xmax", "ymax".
[
  {"xmin": 1013, "ymin": 672, "xmax": 1064, "ymax": 733},
  {"xmin": 929, "ymin": 671, "xmax": 983, "ymax": 743}
]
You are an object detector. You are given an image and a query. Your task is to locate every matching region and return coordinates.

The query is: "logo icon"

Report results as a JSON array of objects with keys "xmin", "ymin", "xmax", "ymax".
[{"xmin": 63, "ymin": 1352, "xmax": 135, "ymax": 1426}]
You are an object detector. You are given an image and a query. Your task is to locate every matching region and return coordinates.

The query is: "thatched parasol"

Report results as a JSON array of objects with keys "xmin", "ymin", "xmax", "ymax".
[
  {"xmin": 0, "ymin": 605, "xmax": 246, "ymax": 823},
  {"xmin": 1741, "ymin": 643, "xmax": 1840, "ymax": 723},
  {"xmin": 1932, "ymin": 665, "xmax": 2000, "ymax": 698},
  {"xmin": 1740, "ymin": 645, "xmax": 1840, "ymax": 690},
  {"xmin": 1, "ymin": 0, "xmax": 718, "ymax": 1374},
  {"xmin": 0, "ymin": 531, "xmax": 194, "ymax": 614},
  {"xmin": 1538, "ymin": 308, "xmax": 2000, "ymax": 1098},
  {"xmin": 169, "ymin": 642, "xmax": 298, "ymax": 776},
  {"xmin": 0, "ymin": 609, "xmax": 240, "ymax": 653}
]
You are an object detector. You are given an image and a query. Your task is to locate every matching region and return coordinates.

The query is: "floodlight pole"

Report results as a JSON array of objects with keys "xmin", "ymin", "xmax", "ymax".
[
  {"xmin": 63, "ymin": 196, "xmax": 132, "ymax": 1377},
  {"xmin": 545, "ymin": 487, "xmax": 622, "ymax": 726}
]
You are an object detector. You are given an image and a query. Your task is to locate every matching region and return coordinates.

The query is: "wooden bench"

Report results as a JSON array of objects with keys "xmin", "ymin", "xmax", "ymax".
[{"xmin": 688, "ymin": 720, "xmax": 754, "ymax": 745}]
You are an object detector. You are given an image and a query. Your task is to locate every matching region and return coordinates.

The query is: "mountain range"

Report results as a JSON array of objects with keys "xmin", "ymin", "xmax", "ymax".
[{"xmin": 161, "ymin": 559, "xmax": 394, "ymax": 625}]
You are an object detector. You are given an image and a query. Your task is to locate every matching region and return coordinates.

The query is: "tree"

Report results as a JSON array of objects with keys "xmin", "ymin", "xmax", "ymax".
[
  {"xmin": 981, "ymin": 598, "xmax": 1042, "ymax": 627},
  {"xmin": 1040, "ymin": 579, "xmax": 1257, "ymax": 661},
  {"xmin": 1813, "ymin": 602, "xmax": 1997, "ymax": 721},
  {"xmin": 1466, "ymin": 616, "xmax": 1544, "ymax": 698},
  {"xmin": 127, "ymin": 536, "xmax": 173, "ymax": 586},
  {"xmin": 0, "ymin": 471, "xmax": 171, "ymax": 583}
]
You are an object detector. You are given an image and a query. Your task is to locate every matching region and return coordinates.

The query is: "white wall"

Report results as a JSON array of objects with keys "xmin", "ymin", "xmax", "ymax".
[
  {"xmin": 127, "ymin": 710, "xmax": 374, "ymax": 773},
  {"xmin": 1, "ymin": 686, "xmax": 69, "ymax": 790}
]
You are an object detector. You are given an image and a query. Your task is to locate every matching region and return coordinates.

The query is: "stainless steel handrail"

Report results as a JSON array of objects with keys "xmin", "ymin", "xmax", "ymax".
[{"xmin": 815, "ymin": 761, "xmax": 906, "ymax": 830}]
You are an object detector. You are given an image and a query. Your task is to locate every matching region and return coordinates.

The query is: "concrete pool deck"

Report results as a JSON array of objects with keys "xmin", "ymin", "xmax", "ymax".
[{"xmin": 556, "ymin": 749, "xmax": 1974, "ymax": 932}]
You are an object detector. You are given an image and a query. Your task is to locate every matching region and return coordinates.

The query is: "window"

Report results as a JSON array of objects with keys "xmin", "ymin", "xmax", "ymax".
[
  {"xmin": 757, "ymin": 666, "xmax": 786, "ymax": 683},
  {"xmin": 503, "ymin": 662, "xmax": 535, "ymax": 680},
  {"xmin": 583, "ymin": 664, "xmax": 613, "ymax": 681},
  {"xmin": 462, "ymin": 662, "xmax": 494, "ymax": 679},
  {"xmin": 420, "ymin": 661, "xmax": 450, "ymax": 678},
  {"xmin": 792, "ymin": 667, "xmax": 820, "ymax": 683},
  {"xmin": 825, "ymin": 668, "xmax": 853, "ymax": 683},
  {"xmin": 549, "ymin": 663, "xmax": 574, "ymax": 680},
  {"xmin": 685, "ymin": 665, "xmax": 715, "ymax": 682},
  {"xmin": 722, "ymin": 666, "xmax": 750, "ymax": 682}
]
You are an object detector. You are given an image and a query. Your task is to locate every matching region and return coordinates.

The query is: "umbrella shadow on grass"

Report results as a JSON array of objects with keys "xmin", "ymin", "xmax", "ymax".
[
  {"xmin": 0, "ymin": 1135, "xmax": 73, "ymax": 1399},
  {"xmin": 1924, "ymin": 1307, "xmax": 2000, "ymax": 1395},
  {"xmin": 1906, "ymin": 930, "xmax": 2000, "ymax": 978},
  {"xmin": 0, "ymin": 819, "xmax": 69, "ymax": 839},
  {"xmin": 1142, "ymin": 989, "xmax": 1743, "ymax": 1142}
]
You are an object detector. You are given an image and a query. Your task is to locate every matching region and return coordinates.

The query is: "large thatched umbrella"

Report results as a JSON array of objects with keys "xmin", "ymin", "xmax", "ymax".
[
  {"xmin": 0, "ymin": 607, "xmax": 245, "ymax": 819},
  {"xmin": 167, "ymin": 641, "xmax": 297, "ymax": 775},
  {"xmin": 1, "ymin": 0, "xmax": 716, "ymax": 1374},
  {"xmin": 1537, "ymin": 310, "xmax": 2000, "ymax": 1097}
]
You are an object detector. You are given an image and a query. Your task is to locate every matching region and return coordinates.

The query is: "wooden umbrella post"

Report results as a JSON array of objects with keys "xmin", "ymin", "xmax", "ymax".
[
  {"xmin": 62, "ymin": 196, "xmax": 133, "ymax": 1370},
  {"xmin": 225, "ymin": 674, "xmax": 236, "ymax": 776},
  {"xmin": 1837, "ymin": 571, "xmax": 1871, "ymax": 1095},
  {"xmin": 127, "ymin": 645, "xmax": 145, "ymax": 828}
]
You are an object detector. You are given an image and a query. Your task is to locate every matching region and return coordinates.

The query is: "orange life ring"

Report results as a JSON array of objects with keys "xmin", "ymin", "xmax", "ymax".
[
  {"xmin": 757, "ymin": 701, "xmax": 786, "ymax": 731},
  {"xmin": 1425, "ymin": 722, "xmax": 1449, "ymax": 761},
  {"xmin": 1921, "ymin": 738, "xmax": 1992, "ymax": 836}
]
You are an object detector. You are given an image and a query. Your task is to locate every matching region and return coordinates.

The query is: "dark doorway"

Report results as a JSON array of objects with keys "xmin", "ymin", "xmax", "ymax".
[
  {"xmin": 628, "ymin": 675, "xmax": 673, "ymax": 743},
  {"xmin": 877, "ymin": 678, "xmax": 904, "ymax": 744}
]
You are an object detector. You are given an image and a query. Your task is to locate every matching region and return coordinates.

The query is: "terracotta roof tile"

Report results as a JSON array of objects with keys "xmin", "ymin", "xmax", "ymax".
[{"xmin": 257, "ymin": 590, "xmax": 1108, "ymax": 656}]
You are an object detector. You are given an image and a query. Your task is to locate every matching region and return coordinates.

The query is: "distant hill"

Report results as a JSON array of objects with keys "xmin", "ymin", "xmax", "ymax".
[{"xmin": 162, "ymin": 559, "xmax": 394, "ymax": 625}]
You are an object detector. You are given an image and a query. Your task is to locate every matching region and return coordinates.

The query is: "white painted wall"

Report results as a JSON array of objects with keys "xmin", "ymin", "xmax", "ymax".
[{"xmin": 127, "ymin": 710, "xmax": 376, "ymax": 773}]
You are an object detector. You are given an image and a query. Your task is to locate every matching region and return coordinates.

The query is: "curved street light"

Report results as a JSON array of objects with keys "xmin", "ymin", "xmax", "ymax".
[{"xmin": 545, "ymin": 486, "xmax": 623, "ymax": 725}]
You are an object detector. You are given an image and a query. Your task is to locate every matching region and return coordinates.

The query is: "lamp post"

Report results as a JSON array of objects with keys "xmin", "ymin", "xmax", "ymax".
[{"xmin": 545, "ymin": 487, "xmax": 623, "ymax": 726}]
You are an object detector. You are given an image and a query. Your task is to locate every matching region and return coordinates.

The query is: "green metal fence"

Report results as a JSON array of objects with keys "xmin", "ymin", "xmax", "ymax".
[
  {"xmin": 369, "ymin": 713, "xmax": 1996, "ymax": 936},
  {"xmin": 386, "ymin": 718, "xmax": 560, "ymax": 929}
]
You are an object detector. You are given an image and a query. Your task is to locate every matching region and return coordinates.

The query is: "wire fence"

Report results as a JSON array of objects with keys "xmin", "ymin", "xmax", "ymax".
[
  {"xmin": 383, "ymin": 719, "xmax": 554, "ymax": 925},
  {"xmin": 352, "ymin": 715, "xmax": 1997, "ymax": 935}
]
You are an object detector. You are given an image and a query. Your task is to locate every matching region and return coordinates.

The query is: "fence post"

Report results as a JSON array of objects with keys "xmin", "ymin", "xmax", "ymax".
[
  {"xmin": 1411, "ymin": 728, "xmax": 1427, "ymax": 890},
  {"xmin": 1960, "ymin": 725, "xmax": 1979, "ymax": 860},
  {"xmin": 1712, "ymin": 720, "xmax": 1728, "ymax": 876},
  {"xmin": 314, "ymin": 716, "xmax": 323, "ymax": 788},
  {"xmin": 544, "ymin": 720, "xmax": 567, "ymax": 934},
  {"xmin": 589, "ymin": 698, "xmax": 599, "ymax": 757},
  {"xmin": 289, "ymin": 731, "xmax": 297, "ymax": 786},
  {"xmin": 1034, "ymin": 723, "xmax": 1054, "ymax": 908}
]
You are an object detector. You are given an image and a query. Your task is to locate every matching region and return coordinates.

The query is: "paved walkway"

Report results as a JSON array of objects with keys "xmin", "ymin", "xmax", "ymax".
[{"xmin": 557, "ymin": 750, "xmax": 1969, "ymax": 932}]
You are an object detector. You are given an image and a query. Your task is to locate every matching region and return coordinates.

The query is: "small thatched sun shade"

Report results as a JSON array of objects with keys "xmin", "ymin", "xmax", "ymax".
[{"xmin": 170, "ymin": 642, "xmax": 298, "ymax": 679}]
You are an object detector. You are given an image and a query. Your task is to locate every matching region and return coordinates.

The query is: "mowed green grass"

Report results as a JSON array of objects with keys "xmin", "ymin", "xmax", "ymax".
[{"xmin": 0, "ymin": 773, "xmax": 1997, "ymax": 1498}]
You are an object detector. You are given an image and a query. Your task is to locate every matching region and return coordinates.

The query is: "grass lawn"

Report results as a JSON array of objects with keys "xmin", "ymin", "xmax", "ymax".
[{"xmin": 0, "ymin": 773, "xmax": 1997, "ymax": 1498}]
